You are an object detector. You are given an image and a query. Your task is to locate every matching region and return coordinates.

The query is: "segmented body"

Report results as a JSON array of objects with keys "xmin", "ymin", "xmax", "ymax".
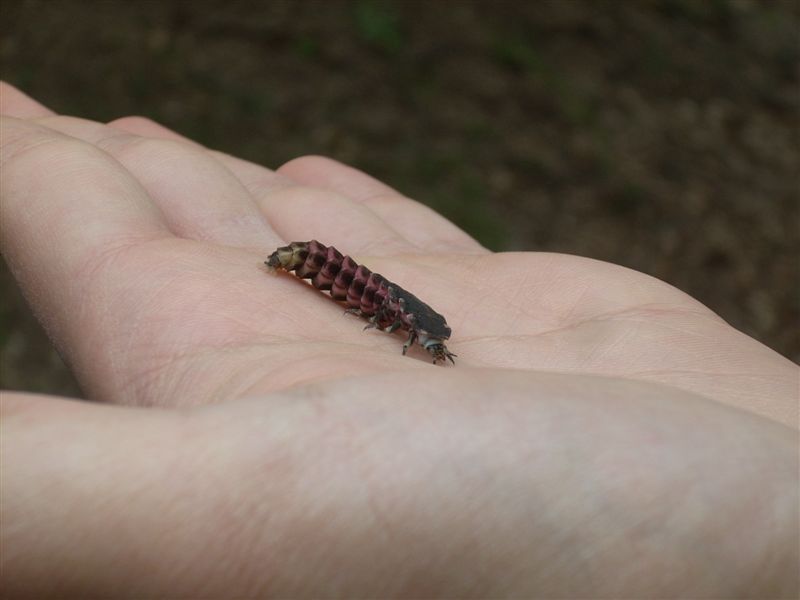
[{"xmin": 266, "ymin": 240, "xmax": 455, "ymax": 364}]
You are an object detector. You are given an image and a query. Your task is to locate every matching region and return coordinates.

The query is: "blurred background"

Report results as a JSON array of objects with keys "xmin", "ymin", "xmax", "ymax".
[{"xmin": 1, "ymin": 0, "xmax": 798, "ymax": 396}]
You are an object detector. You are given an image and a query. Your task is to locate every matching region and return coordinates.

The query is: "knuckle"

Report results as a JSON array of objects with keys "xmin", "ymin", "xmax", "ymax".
[
  {"xmin": 100, "ymin": 133, "xmax": 190, "ymax": 166},
  {"xmin": 0, "ymin": 118, "xmax": 94, "ymax": 180},
  {"xmin": 108, "ymin": 115, "xmax": 158, "ymax": 129},
  {"xmin": 278, "ymin": 154, "xmax": 339, "ymax": 174}
]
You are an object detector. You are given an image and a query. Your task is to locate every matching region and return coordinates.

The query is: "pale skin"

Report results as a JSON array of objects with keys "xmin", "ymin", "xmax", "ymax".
[{"xmin": 0, "ymin": 82, "xmax": 797, "ymax": 598}]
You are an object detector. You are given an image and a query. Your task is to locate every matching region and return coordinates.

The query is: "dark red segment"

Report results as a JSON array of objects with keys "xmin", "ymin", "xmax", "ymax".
[
  {"xmin": 326, "ymin": 245, "xmax": 343, "ymax": 263},
  {"xmin": 321, "ymin": 260, "xmax": 340, "ymax": 279},
  {"xmin": 347, "ymin": 265, "xmax": 375, "ymax": 316},
  {"xmin": 335, "ymin": 257, "xmax": 356, "ymax": 286},
  {"xmin": 331, "ymin": 255, "xmax": 356, "ymax": 300},
  {"xmin": 307, "ymin": 240, "xmax": 328, "ymax": 257},
  {"xmin": 311, "ymin": 271, "xmax": 333, "ymax": 290}
]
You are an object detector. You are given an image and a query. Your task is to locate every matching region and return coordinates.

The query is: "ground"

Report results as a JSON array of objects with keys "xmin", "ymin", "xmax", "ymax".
[{"xmin": 1, "ymin": 0, "xmax": 797, "ymax": 396}]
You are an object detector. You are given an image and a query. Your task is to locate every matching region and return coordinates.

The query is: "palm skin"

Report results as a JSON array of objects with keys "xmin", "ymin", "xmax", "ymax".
[
  {"xmin": 1, "ymin": 82, "xmax": 797, "ymax": 598},
  {"xmin": 59, "ymin": 228, "xmax": 795, "ymax": 417},
  {"xmin": 28, "ymin": 181, "xmax": 793, "ymax": 419}
]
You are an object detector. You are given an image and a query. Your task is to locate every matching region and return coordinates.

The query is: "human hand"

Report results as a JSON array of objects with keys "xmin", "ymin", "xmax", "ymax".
[
  {"xmin": 0, "ymin": 83, "xmax": 796, "ymax": 418},
  {"xmin": 2, "ymin": 82, "xmax": 797, "ymax": 597}
]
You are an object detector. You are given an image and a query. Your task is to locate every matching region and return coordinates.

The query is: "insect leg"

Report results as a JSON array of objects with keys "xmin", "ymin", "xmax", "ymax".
[
  {"xmin": 363, "ymin": 314, "xmax": 379, "ymax": 331},
  {"xmin": 384, "ymin": 320, "xmax": 402, "ymax": 334},
  {"xmin": 402, "ymin": 330, "xmax": 417, "ymax": 355}
]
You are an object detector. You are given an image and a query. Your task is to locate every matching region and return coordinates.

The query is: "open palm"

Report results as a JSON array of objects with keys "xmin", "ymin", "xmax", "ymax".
[{"xmin": 2, "ymin": 83, "xmax": 797, "ymax": 598}]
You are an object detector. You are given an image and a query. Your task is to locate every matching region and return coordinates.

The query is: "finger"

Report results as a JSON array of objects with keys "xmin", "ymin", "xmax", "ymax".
[
  {"xmin": 0, "ymin": 117, "xmax": 171, "ymax": 272},
  {"xmin": 0, "ymin": 117, "xmax": 172, "ymax": 375},
  {"xmin": 0, "ymin": 81, "xmax": 55, "ymax": 118},
  {"xmin": 108, "ymin": 115, "xmax": 296, "ymax": 205},
  {"xmin": 36, "ymin": 115, "xmax": 281, "ymax": 250},
  {"xmin": 279, "ymin": 155, "xmax": 488, "ymax": 254},
  {"xmin": 106, "ymin": 117, "xmax": 425, "ymax": 255},
  {"xmin": 254, "ymin": 183, "xmax": 416, "ymax": 255},
  {"xmin": 108, "ymin": 114, "xmax": 201, "ymax": 145}
]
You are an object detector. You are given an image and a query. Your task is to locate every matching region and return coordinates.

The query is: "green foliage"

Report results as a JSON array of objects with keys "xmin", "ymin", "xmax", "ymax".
[
  {"xmin": 293, "ymin": 34, "xmax": 320, "ymax": 59},
  {"xmin": 353, "ymin": 0, "xmax": 404, "ymax": 54},
  {"xmin": 491, "ymin": 36, "xmax": 546, "ymax": 74}
]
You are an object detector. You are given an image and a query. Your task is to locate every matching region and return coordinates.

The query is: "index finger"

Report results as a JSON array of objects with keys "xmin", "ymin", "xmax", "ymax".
[
  {"xmin": 0, "ymin": 81, "xmax": 54, "ymax": 118},
  {"xmin": 0, "ymin": 116, "xmax": 172, "ymax": 368}
]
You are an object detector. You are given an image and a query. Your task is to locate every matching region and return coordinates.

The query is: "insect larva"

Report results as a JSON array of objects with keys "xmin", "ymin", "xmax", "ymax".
[{"xmin": 266, "ymin": 240, "xmax": 456, "ymax": 364}]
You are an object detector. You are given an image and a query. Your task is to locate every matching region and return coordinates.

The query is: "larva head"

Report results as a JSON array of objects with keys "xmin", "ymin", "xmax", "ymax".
[
  {"xmin": 419, "ymin": 335, "xmax": 457, "ymax": 365},
  {"xmin": 396, "ymin": 288, "xmax": 454, "ymax": 363}
]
